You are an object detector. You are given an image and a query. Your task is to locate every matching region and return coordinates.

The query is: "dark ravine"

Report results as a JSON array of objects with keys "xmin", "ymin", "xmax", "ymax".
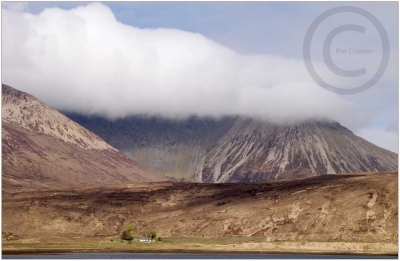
[{"xmin": 65, "ymin": 113, "xmax": 398, "ymax": 183}]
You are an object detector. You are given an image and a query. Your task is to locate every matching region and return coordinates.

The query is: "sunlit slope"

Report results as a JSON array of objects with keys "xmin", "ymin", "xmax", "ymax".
[{"xmin": 2, "ymin": 84, "xmax": 166, "ymax": 191}]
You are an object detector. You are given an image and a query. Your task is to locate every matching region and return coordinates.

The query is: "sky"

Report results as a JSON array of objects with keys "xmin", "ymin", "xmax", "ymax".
[{"xmin": 2, "ymin": 2, "xmax": 398, "ymax": 152}]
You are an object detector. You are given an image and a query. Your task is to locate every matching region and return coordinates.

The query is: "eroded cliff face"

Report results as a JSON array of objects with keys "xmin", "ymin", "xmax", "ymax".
[
  {"xmin": 2, "ymin": 84, "xmax": 166, "ymax": 191},
  {"xmin": 66, "ymin": 114, "xmax": 398, "ymax": 183},
  {"xmin": 201, "ymin": 119, "xmax": 397, "ymax": 183}
]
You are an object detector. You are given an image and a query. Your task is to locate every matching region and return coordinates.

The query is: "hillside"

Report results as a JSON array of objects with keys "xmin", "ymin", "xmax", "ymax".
[
  {"xmin": 66, "ymin": 114, "xmax": 398, "ymax": 182},
  {"xmin": 2, "ymin": 84, "xmax": 166, "ymax": 191},
  {"xmin": 2, "ymin": 172, "xmax": 397, "ymax": 243}
]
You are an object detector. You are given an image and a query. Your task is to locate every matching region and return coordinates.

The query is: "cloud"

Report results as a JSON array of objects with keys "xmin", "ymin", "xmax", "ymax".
[
  {"xmin": 2, "ymin": 2, "xmax": 29, "ymax": 12},
  {"xmin": 386, "ymin": 120, "xmax": 399, "ymax": 133},
  {"xmin": 356, "ymin": 126, "xmax": 398, "ymax": 153},
  {"xmin": 2, "ymin": 2, "xmax": 370, "ymax": 129}
]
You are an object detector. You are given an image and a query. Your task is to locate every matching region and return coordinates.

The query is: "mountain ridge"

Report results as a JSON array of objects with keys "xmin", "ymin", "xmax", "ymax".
[
  {"xmin": 2, "ymin": 84, "xmax": 167, "ymax": 191},
  {"xmin": 65, "ymin": 113, "xmax": 398, "ymax": 183}
]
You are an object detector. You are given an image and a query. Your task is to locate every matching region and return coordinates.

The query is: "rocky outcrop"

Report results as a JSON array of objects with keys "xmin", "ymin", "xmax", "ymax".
[{"xmin": 2, "ymin": 232, "xmax": 20, "ymax": 241}]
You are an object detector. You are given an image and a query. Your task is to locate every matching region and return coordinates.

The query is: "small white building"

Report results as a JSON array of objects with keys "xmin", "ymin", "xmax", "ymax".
[{"xmin": 138, "ymin": 237, "xmax": 154, "ymax": 243}]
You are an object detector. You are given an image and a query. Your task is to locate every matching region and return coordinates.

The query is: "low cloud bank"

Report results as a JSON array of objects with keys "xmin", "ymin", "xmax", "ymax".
[
  {"xmin": 2, "ymin": 3, "xmax": 369, "ymax": 128},
  {"xmin": 356, "ymin": 126, "xmax": 398, "ymax": 153}
]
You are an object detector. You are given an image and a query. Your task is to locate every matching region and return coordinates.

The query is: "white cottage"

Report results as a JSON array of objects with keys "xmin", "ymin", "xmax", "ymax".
[{"xmin": 138, "ymin": 237, "xmax": 153, "ymax": 243}]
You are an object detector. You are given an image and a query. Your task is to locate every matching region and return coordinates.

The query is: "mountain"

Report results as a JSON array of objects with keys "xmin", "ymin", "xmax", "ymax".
[
  {"xmin": 2, "ymin": 84, "xmax": 166, "ymax": 191},
  {"xmin": 65, "ymin": 114, "xmax": 398, "ymax": 183},
  {"xmin": 64, "ymin": 114, "xmax": 237, "ymax": 182}
]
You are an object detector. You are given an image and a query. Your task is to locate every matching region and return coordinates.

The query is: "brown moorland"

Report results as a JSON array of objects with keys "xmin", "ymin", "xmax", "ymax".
[{"xmin": 2, "ymin": 171, "xmax": 398, "ymax": 255}]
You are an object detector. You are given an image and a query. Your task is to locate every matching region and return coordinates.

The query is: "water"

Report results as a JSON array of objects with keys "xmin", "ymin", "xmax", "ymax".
[{"xmin": 2, "ymin": 253, "xmax": 397, "ymax": 259}]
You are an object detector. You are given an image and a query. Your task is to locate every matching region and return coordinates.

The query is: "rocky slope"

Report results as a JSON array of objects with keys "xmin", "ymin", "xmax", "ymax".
[
  {"xmin": 66, "ymin": 114, "xmax": 398, "ymax": 183},
  {"xmin": 2, "ymin": 84, "xmax": 166, "ymax": 191},
  {"xmin": 64, "ymin": 114, "xmax": 237, "ymax": 182},
  {"xmin": 2, "ymin": 172, "xmax": 397, "ymax": 243},
  {"xmin": 202, "ymin": 118, "xmax": 397, "ymax": 183}
]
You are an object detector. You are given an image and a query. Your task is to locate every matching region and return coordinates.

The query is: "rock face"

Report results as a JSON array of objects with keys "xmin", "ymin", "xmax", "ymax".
[
  {"xmin": 65, "ymin": 114, "xmax": 237, "ymax": 182},
  {"xmin": 2, "ymin": 84, "xmax": 166, "ymax": 191},
  {"xmin": 66, "ymin": 114, "xmax": 398, "ymax": 183},
  {"xmin": 201, "ymin": 118, "xmax": 398, "ymax": 183}
]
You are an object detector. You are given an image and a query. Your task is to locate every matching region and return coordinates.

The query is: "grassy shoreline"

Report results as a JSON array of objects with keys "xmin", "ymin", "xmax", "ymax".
[{"xmin": 3, "ymin": 238, "xmax": 398, "ymax": 256}]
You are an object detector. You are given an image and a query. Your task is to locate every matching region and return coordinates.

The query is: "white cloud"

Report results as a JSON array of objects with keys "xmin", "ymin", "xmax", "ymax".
[
  {"xmin": 2, "ymin": 2, "xmax": 29, "ymax": 12},
  {"xmin": 2, "ymin": 2, "xmax": 371, "ymax": 130}
]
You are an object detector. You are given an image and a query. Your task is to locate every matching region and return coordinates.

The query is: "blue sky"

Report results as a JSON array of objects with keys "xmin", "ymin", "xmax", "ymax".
[
  {"xmin": 25, "ymin": 2, "xmax": 398, "ymax": 56},
  {"xmin": 3, "ymin": 2, "xmax": 399, "ymax": 152}
]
